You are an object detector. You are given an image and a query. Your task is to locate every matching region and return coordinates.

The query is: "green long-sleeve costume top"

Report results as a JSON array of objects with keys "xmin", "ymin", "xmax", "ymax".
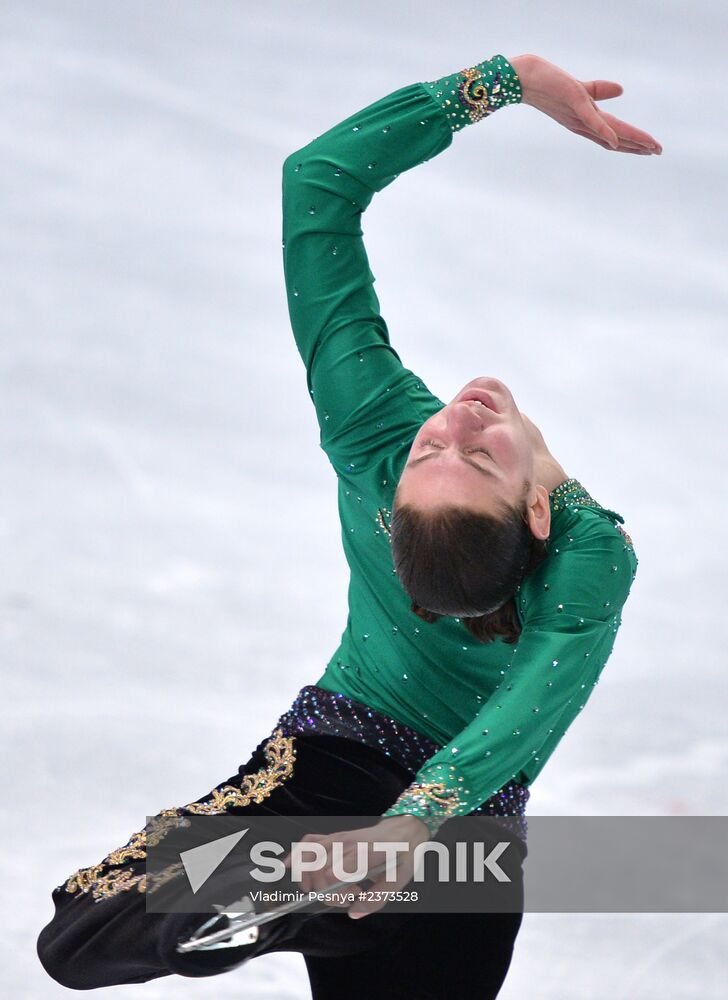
[{"xmin": 281, "ymin": 54, "xmax": 638, "ymax": 831}]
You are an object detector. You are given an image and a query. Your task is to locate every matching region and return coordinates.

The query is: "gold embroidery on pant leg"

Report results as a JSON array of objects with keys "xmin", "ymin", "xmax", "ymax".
[
  {"xmin": 61, "ymin": 731, "xmax": 296, "ymax": 901},
  {"xmin": 145, "ymin": 861, "xmax": 185, "ymax": 896},
  {"xmin": 126, "ymin": 861, "xmax": 186, "ymax": 899},
  {"xmin": 63, "ymin": 808, "xmax": 184, "ymax": 898},
  {"xmin": 104, "ymin": 807, "xmax": 186, "ymax": 867},
  {"xmin": 183, "ymin": 730, "xmax": 296, "ymax": 815},
  {"xmin": 104, "ymin": 832, "xmax": 145, "ymax": 867},
  {"xmin": 146, "ymin": 808, "xmax": 189, "ymax": 847},
  {"xmin": 90, "ymin": 868, "xmax": 146, "ymax": 901},
  {"xmin": 64, "ymin": 864, "xmax": 106, "ymax": 896}
]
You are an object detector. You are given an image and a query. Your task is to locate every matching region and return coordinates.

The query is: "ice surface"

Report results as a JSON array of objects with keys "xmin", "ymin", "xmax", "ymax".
[{"xmin": 2, "ymin": 1, "xmax": 727, "ymax": 996}]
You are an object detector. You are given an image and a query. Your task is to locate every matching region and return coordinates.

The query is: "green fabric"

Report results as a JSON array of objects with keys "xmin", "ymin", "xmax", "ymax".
[{"xmin": 281, "ymin": 55, "xmax": 638, "ymax": 825}]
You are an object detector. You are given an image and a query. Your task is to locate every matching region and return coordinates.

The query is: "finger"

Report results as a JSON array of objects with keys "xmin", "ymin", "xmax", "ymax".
[
  {"xmin": 570, "ymin": 126, "xmax": 654, "ymax": 154},
  {"xmin": 348, "ymin": 900, "xmax": 385, "ymax": 919},
  {"xmin": 581, "ymin": 79, "xmax": 624, "ymax": 102},
  {"xmin": 286, "ymin": 833, "xmax": 327, "ymax": 885},
  {"xmin": 319, "ymin": 884, "xmax": 363, "ymax": 907},
  {"xmin": 599, "ymin": 110, "xmax": 663, "ymax": 152},
  {"xmin": 577, "ymin": 99, "xmax": 619, "ymax": 148},
  {"xmin": 347, "ymin": 867, "xmax": 411, "ymax": 919},
  {"xmin": 569, "ymin": 127, "xmax": 618, "ymax": 150},
  {"xmin": 574, "ymin": 125, "xmax": 653, "ymax": 151},
  {"xmin": 311, "ymin": 863, "xmax": 339, "ymax": 893}
]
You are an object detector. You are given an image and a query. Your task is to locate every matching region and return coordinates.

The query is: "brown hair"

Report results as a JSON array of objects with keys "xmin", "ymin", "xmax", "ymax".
[{"xmin": 390, "ymin": 482, "xmax": 548, "ymax": 644}]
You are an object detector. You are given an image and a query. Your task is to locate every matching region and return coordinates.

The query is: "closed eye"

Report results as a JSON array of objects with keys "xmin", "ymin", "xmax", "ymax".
[
  {"xmin": 420, "ymin": 440, "xmax": 494, "ymax": 461},
  {"xmin": 410, "ymin": 440, "xmax": 498, "ymax": 479}
]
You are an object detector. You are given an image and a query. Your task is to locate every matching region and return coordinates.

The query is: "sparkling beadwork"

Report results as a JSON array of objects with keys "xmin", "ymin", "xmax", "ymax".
[
  {"xmin": 277, "ymin": 687, "xmax": 528, "ymax": 837},
  {"xmin": 425, "ymin": 55, "xmax": 522, "ymax": 133},
  {"xmin": 376, "ymin": 507, "xmax": 392, "ymax": 538},
  {"xmin": 62, "ymin": 731, "xmax": 295, "ymax": 901},
  {"xmin": 276, "ymin": 58, "xmax": 640, "ymax": 855},
  {"xmin": 616, "ymin": 524, "xmax": 634, "ymax": 548},
  {"xmin": 549, "ymin": 478, "xmax": 603, "ymax": 513}
]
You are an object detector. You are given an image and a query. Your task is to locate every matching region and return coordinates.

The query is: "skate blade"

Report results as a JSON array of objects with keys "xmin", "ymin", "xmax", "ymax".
[
  {"xmin": 180, "ymin": 900, "xmax": 260, "ymax": 952},
  {"xmin": 177, "ymin": 861, "xmax": 390, "ymax": 953}
]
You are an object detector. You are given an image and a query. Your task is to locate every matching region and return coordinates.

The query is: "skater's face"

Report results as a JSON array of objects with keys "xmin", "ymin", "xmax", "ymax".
[{"xmin": 395, "ymin": 377, "xmax": 535, "ymax": 517}]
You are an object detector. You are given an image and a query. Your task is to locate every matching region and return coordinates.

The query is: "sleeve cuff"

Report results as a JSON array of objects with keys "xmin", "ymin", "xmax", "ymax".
[
  {"xmin": 423, "ymin": 53, "xmax": 522, "ymax": 132},
  {"xmin": 382, "ymin": 778, "xmax": 465, "ymax": 837}
]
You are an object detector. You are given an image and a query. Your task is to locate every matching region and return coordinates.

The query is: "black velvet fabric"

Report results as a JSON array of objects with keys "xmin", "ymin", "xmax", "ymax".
[{"xmin": 37, "ymin": 733, "xmax": 524, "ymax": 997}]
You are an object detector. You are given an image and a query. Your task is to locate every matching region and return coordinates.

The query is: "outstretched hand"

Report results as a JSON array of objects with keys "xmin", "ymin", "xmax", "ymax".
[{"xmin": 509, "ymin": 54, "xmax": 662, "ymax": 154}]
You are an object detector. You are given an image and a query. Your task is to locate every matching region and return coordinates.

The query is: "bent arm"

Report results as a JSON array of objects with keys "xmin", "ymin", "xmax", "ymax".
[
  {"xmin": 281, "ymin": 53, "xmax": 660, "ymax": 477},
  {"xmin": 382, "ymin": 514, "xmax": 638, "ymax": 833},
  {"xmin": 281, "ymin": 55, "xmax": 522, "ymax": 475}
]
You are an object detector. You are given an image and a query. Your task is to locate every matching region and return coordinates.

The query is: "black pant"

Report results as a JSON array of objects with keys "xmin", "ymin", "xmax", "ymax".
[{"xmin": 37, "ymin": 732, "xmax": 524, "ymax": 998}]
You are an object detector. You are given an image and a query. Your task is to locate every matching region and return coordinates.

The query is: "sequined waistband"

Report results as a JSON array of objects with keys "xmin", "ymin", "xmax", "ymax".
[
  {"xmin": 273, "ymin": 685, "xmax": 530, "ymax": 827},
  {"xmin": 274, "ymin": 684, "xmax": 442, "ymax": 776}
]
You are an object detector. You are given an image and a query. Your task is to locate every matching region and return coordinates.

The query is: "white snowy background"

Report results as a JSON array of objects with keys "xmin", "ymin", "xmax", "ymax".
[{"xmin": 2, "ymin": 0, "xmax": 727, "ymax": 996}]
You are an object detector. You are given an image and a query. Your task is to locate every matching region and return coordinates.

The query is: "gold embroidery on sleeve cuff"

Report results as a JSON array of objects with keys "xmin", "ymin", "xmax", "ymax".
[{"xmin": 385, "ymin": 780, "xmax": 463, "ymax": 837}]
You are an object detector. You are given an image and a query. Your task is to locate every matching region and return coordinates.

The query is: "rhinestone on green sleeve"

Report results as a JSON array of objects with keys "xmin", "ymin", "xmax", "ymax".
[{"xmin": 423, "ymin": 54, "xmax": 522, "ymax": 132}]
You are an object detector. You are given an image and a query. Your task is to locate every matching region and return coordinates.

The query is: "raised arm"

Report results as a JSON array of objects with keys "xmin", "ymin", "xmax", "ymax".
[
  {"xmin": 281, "ymin": 55, "xmax": 522, "ymax": 476},
  {"xmin": 281, "ymin": 54, "xmax": 660, "ymax": 478}
]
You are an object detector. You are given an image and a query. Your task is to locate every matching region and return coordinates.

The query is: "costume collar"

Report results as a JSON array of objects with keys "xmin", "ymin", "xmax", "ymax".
[{"xmin": 549, "ymin": 478, "xmax": 601, "ymax": 513}]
